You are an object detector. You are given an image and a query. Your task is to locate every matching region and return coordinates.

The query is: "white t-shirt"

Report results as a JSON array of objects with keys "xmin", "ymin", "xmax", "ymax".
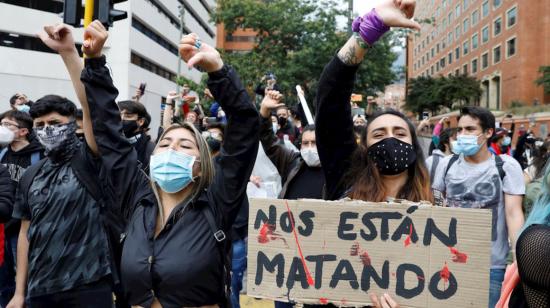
[{"xmin": 432, "ymin": 154, "xmax": 525, "ymax": 269}]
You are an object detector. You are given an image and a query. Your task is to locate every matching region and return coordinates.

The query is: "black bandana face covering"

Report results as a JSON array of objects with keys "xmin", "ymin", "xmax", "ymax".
[{"xmin": 367, "ymin": 137, "xmax": 417, "ymax": 175}]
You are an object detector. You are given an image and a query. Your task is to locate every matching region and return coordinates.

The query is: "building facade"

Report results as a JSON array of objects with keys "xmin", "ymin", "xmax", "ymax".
[
  {"xmin": 216, "ymin": 24, "xmax": 256, "ymax": 52},
  {"xmin": 407, "ymin": 0, "xmax": 550, "ymax": 110},
  {"xmin": 0, "ymin": 0, "xmax": 216, "ymax": 134}
]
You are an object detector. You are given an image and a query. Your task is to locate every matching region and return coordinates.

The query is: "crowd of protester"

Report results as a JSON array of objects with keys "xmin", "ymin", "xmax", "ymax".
[{"xmin": 0, "ymin": 0, "xmax": 548, "ymax": 307}]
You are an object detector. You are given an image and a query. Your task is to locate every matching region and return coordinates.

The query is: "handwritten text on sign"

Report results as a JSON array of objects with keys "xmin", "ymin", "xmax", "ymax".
[{"xmin": 247, "ymin": 199, "xmax": 492, "ymax": 308}]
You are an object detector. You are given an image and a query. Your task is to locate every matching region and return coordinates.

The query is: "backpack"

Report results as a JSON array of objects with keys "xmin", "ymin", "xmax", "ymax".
[
  {"xmin": 444, "ymin": 154, "xmax": 506, "ymax": 181},
  {"xmin": 0, "ymin": 148, "xmax": 40, "ymax": 165},
  {"xmin": 19, "ymin": 151, "xmax": 127, "ymax": 294}
]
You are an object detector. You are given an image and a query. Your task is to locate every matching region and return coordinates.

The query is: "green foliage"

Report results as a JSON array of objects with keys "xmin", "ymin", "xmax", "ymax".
[
  {"xmin": 535, "ymin": 66, "xmax": 550, "ymax": 94},
  {"xmin": 406, "ymin": 74, "xmax": 482, "ymax": 114},
  {"xmin": 213, "ymin": 0, "xmax": 397, "ymax": 107},
  {"xmin": 510, "ymin": 100, "xmax": 525, "ymax": 108}
]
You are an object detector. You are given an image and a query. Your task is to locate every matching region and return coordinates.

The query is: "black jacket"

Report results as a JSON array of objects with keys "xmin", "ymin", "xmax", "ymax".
[
  {"xmin": 134, "ymin": 133, "xmax": 155, "ymax": 172},
  {"xmin": 259, "ymin": 115, "xmax": 305, "ymax": 198},
  {"xmin": 81, "ymin": 57, "xmax": 259, "ymax": 307},
  {"xmin": 315, "ymin": 56, "xmax": 359, "ymax": 201},
  {"xmin": 0, "ymin": 164, "xmax": 15, "ymax": 223}
]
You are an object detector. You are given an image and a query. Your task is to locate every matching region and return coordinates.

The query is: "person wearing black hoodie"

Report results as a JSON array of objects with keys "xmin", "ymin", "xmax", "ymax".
[
  {"xmin": 0, "ymin": 164, "xmax": 15, "ymax": 308},
  {"xmin": 118, "ymin": 100, "xmax": 155, "ymax": 172},
  {"xmin": 0, "ymin": 110, "xmax": 43, "ymax": 306}
]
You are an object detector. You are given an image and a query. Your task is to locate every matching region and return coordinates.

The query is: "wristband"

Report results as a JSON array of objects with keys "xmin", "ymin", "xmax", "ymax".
[{"xmin": 352, "ymin": 9, "xmax": 390, "ymax": 46}]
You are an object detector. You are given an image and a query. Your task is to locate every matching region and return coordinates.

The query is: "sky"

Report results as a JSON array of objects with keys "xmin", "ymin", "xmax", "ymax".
[{"xmin": 353, "ymin": 0, "xmax": 377, "ymax": 15}]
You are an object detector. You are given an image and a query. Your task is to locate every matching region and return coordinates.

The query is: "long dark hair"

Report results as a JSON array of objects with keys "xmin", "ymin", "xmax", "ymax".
[
  {"xmin": 532, "ymin": 140, "xmax": 550, "ymax": 180},
  {"xmin": 346, "ymin": 109, "xmax": 433, "ymax": 203}
]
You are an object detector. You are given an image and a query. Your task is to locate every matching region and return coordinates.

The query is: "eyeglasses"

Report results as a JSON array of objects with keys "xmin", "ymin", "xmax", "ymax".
[{"xmin": 1, "ymin": 122, "xmax": 19, "ymax": 129}]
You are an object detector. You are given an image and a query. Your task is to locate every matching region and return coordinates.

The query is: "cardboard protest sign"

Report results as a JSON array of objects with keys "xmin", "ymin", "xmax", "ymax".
[{"xmin": 247, "ymin": 199, "xmax": 492, "ymax": 307}]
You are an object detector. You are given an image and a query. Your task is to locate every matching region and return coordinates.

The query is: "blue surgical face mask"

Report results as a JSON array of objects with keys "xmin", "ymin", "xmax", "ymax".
[
  {"xmin": 502, "ymin": 136, "xmax": 511, "ymax": 147},
  {"xmin": 452, "ymin": 134, "xmax": 483, "ymax": 156},
  {"xmin": 150, "ymin": 150, "xmax": 198, "ymax": 193},
  {"xmin": 15, "ymin": 104, "xmax": 30, "ymax": 113}
]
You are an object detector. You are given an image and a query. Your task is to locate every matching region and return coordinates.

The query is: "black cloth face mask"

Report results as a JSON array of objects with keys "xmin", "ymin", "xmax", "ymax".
[
  {"xmin": 367, "ymin": 137, "xmax": 417, "ymax": 175},
  {"xmin": 277, "ymin": 116, "xmax": 287, "ymax": 127},
  {"xmin": 122, "ymin": 120, "xmax": 139, "ymax": 137}
]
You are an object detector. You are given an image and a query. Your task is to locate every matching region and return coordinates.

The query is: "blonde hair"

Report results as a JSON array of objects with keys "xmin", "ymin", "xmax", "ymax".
[{"xmin": 152, "ymin": 123, "xmax": 215, "ymax": 222}]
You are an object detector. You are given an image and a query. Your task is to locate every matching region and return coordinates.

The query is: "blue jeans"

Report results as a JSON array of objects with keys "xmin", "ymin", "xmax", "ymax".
[
  {"xmin": 0, "ymin": 234, "xmax": 17, "ymax": 307},
  {"xmin": 489, "ymin": 268, "xmax": 505, "ymax": 308},
  {"xmin": 230, "ymin": 239, "xmax": 247, "ymax": 308}
]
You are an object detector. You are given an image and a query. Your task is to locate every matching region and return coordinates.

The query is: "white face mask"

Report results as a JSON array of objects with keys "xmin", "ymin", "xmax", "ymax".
[
  {"xmin": 301, "ymin": 147, "xmax": 321, "ymax": 167},
  {"xmin": 272, "ymin": 123, "xmax": 278, "ymax": 134},
  {"xmin": 0, "ymin": 126, "xmax": 15, "ymax": 146}
]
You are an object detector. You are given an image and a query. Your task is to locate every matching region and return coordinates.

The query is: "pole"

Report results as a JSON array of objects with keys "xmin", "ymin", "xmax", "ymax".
[
  {"xmin": 84, "ymin": 0, "xmax": 94, "ymax": 27},
  {"xmin": 176, "ymin": 5, "xmax": 185, "ymax": 93},
  {"xmin": 347, "ymin": 0, "xmax": 353, "ymax": 36}
]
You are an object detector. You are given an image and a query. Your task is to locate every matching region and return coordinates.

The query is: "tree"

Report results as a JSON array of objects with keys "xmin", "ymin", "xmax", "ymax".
[
  {"xmin": 213, "ymin": 0, "xmax": 397, "ymax": 108},
  {"xmin": 535, "ymin": 66, "xmax": 550, "ymax": 95}
]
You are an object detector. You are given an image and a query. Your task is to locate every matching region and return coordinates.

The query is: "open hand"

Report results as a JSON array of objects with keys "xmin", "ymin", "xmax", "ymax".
[
  {"xmin": 370, "ymin": 293, "xmax": 400, "ymax": 308},
  {"xmin": 179, "ymin": 33, "xmax": 223, "ymax": 72},
  {"xmin": 375, "ymin": 0, "xmax": 421, "ymax": 30},
  {"xmin": 38, "ymin": 24, "xmax": 76, "ymax": 55},
  {"xmin": 82, "ymin": 20, "xmax": 108, "ymax": 58}
]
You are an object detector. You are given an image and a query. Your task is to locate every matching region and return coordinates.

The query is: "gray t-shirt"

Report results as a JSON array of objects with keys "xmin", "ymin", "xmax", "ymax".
[{"xmin": 432, "ymin": 154, "xmax": 525, "ymax": 269}]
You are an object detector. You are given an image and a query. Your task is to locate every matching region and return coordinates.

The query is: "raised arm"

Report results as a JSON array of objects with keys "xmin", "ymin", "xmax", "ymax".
[
  {"xmin": 38, "ymin": 24, "xmax": 99, "ymax": 156},
  {"xmin": 315, "ymin": 0, "xmax": 420, "ymax": 200},
  {"xmin": 179, "ymin": 34, "xmax": 260, "ymax": 228},
  {"xmin": 259, "ymin": 91, "xmax": 299, "ymax": 177}
]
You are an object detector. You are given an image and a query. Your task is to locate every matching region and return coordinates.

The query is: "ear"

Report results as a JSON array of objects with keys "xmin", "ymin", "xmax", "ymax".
[
  {"xmin": 485, "ymin": 128, "xmax": 494, "ymax": 139},
  {"xmin": 19, "ymin": 128, "xmax": 29, "ymax": 138},
  {"xmin": 137, "ymin": 118, "xmax": 145, "ymax": 128}
]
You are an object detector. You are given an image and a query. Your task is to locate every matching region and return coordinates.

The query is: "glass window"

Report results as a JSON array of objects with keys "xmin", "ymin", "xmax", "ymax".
[
  {"xmin": 431, "ymin": 65, "xmax": 435, "ymax": 74},
  {"xmin": 482, "ymin": 26, "xmax": 489, "ymax": 43},
  {"xmin": 448, "ymin": 32, "xmax": 453, "ymax": 44},
  {"xmin": 463, "ymin": 41, "xmax": 470, "ymax": 55},
  {"xmin": 443, "ymin": 17, "xmax": 447, "ymax": 29},
  {"xmin": 472, "ymin": 33, "xmax": 479, "ymax": 49},
  {"xmin": 443, "ymin": 0, "xmax": 447, "ymax": 8},
  {"xmin": 482, "ymin": 53, "xmax": 489, "ymax": 69},
  {"xmin": 436, "ymin": 6, "xmax": 441, "ymax": 17},
  {"xmin": 437, "ymin": 43, "xmax": 440, "ymax": 53},
  {"xmin": 493, "ymin": 46, "xmax": 501, "ymax": 63},
  {"xmin": 482, "ymin": 0, "xmax": 489, "ymax": 17},
  {"xmin": 441, "ymin": 58, "xmax": 446, "ymax": 68},
  {"xmin": 455, "ymin": 26, "xmax": 461, "ymax": 39},
  {"xmin": 455, "ymin": 69, "xmax": 460, "ymax": 76},
  {"xmin": 507, "ymin": 38, "xmax": 516, "ymax": 57},
  {"xmin": 472, "ymin": 59, "xmax": 478, "ymax": 73},
  {"xmin": 463, "ymin": 64, "xmax": 468, "ymax": 74},
  {"xmin": 494, "ymin": 17, "xmax": 502, "ymax": 36},
  {"xmin": 431, "ymin": 48, "xmax": 435, "ymax": 57},
  {"xmin": 436, "ymin": 62, "xmax": 440, "ymax": 71},
  {"xmin": 456, "ymin": 47, "xmax": 460, "ymax": 59},
  {"xmin": 442, "ymin": 38, "xmax": 446, "ymax": 49},
  {"xmin": 456, "ymin": 4, "xmax": 461, "ymax": 18},
  {"xmin": 472, "ymin": 10, "xmax": 480, "ymax": 25},
  {"xmin": 448, "ymin": 52, "xmax": 453, "ymax": 64},
  {"xmin": 463, "ymin": 18, "xmax": 470, "ymax": 33},
  {"xmin": 507, "ymin": 7, "xmax": 517, "ymax": 27},
  {"xmin": 493, "ymin": 0, "xmax": 502, "ymax": 8},
  {"xmin": 463, "ymin": 0, "xmax": 469, "ymax": 10}
]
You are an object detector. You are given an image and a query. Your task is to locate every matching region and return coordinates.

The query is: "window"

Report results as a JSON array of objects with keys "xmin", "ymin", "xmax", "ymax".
[
  {"xmin": 507, "ymin": 37, "xmax": 516, "ymax": 57},
  {"xmin": 443, "ymin": 0, "xmax": 447, "ymax": 8},
  {"xmin": 132, "ymin": 18, "xmax": 179, "ymax": 56},
  {"xmin": 472, "ymin": 58, "xmax": 478, "ymax": 73},
  {"xmin": 463, "ymin": 0, "xmax": 469, "ymax": 10},
  {"xmin": 448, "ymin": 12, "xmax": 453, "ymax": 24},
  {"xmin": 482, "ymin": 52, "xmax": 489, "ymax": 69},
  {"xmin": 0, "ymin": 30, "xmax": 82, "ymax": 56},
  {"xmin": 472, "ymin": 10, "xmax": 480, "ymax": 25},
  {"xmin": 414, "ymin": 63, "xmax": 417, "ymax": 71},
  {"xmin": 463, "ymin": 64, "xmax": 468, "ymax": 74},
  {"xmin": 131, "ymin": 53, "xmax": 176, "ymax": 81},
  {"xmin": 422, "ymin": 55, "xmax": 425, "ymax": 65},
  {"xmin": 436, "ymin": 6, "xmax": 441, "ymax": 17},
  {"xmin": 456, "ymin": 47, "xmax": 460, "ymax": 60},
  {"xmin": 482, "ymin": 26, "xmax": 489, "ymax": 43},
  {"xmin": 436, "ymin": 62, "xmax": 440, "ymax": 72},
  {"xmin": 494, "ymin": 17, "xmax": 502, "ymax": 36},
  {"xmin": 507, "ymin": 6, "xmax": 517, "ymax": 28},
  {"xmin": 422, "ymin": 40, "xmax": 425, "ymax": 49},
  {"xmin": 463, "ymin": 18, "xmax": 470, "ymax": 33},
  {"xmin": 472, "ymin": 33, "xmax": 479, "ymax": 49},
  {"xmin": 463, "ymin": 40, "xmax": 470, "ymax": 55},
  {"xmin": 456, "ymin": 4, "xmax": 461, "ymax": 18},
  {"xmin": 493, "ymin": 0, "xmax": 502, "ymax": 9},
  {"xmin": 448, "ymin": 32, "xmax": 453, "ymax": 45},
  {"xmin": 431, "ymin": 48, "xmax": 435, "ymax": 57},
  {"xmin": 443, "ymin": 17, "xmax": 447, "ymax": 29},
  {"xmin": 431, "ymin": 65, "xmax": 435, "ymax": 75},
  {"xmin": 455, "ymin": 69, "xmax": 460, "ymax": 76},
  {"xmin": 482, "ymin": 0, "xmax": 489, "ymax": 17},
  {"xmin": 493, "ymin": 45, "xmax": 501, "ymax": 63},
  {"xmin": 441, "ymin": 58, "xmax": 446, "ymax": 68},
  {"xmin": 448, "ymin": 52, "xmax": 453, "ymax": 64},
  {"xmin": 455, "ymin": 25, "xmax": 461, "ymax": 39},
  {"xmin": 0, "ymin": 0, "xmax": 63, "ymax": 14},
  {"xmin": 437, "ymin": 43, "xmax": 440, "ymax": 53},
  {"xmin": 442, "ymin": 38, "xmax": 446, "ymax": 49}
]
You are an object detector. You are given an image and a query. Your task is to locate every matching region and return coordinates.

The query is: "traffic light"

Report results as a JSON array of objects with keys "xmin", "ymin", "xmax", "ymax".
[
  {"xmin": 95, "ymin": 0, "xmax": 128, "ymax": 28},
  {"xmin": 63, "ymin": 0, "xmax": 84, "ymax": 27}
]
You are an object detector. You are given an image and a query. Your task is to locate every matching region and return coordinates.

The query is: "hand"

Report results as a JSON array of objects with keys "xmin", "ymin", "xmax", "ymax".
[
  {"xmin": 369, "ymin": 293, "xmax": 400, "ymax": 308},
  {"xmin": 375, "ymin": 0, "xmax": 421, "ymax": 30},
  {"xmin": 204, "ymin": 88, "xmax": 214, "ymax": 99},
  {"xmin": 82, "ymin": 20, "xmax": 108, "ymax": 58},
  {"xmin": 166, "ymin": 91, "xmax": 180, "ymax": 105},
  {"xmin": 260, "ymin": 90, "xmax": 284, "ymax": 118},
  {"xmin": 183, "ymin": 96, "xmax": 196, "ymax": 104},
  {"xmin": 38, "ymin": 24, "xmax": 77, "ymax": 55},
  {"xmin": 7, "ymin": 293, "xmax": 25, "ymax": 308},
  {"xmin": 439, "ymin": 117, "xmax": 449, "ymax": 124},
  {"xmin": 250, "ymin": 175, "xmax": 263, "ymax": 188},
  {"xmin": 179, "ymin": 33, "xmax": 223, "ymax": 72}
]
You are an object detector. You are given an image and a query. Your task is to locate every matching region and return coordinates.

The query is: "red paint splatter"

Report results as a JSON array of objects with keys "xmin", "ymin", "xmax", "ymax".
[
  {"xmin": 350, "ymin": 243, "xmax": 360, "ymax": 256},
  {"xmin": 417, "ymin": 275, "xmax": 425, "ymax": 281},
  {"xmin": 391, "ymin": 272, "xmax": 396, "ymax": 277},
  {"xmin": 319, "ymin": 298, "xmax": 328, "ymax": 305},
  {"xmin": 449, "ymin": 246, "xmax": 469, "ymax": 263},
  {"xmin": 285, "ymin": 201, "xmax": 314, "ymax": 286},
  {"xmin": 440, "ymin": 262, "xmax": 450, "ymax": 290},
  {"xmin": 341, "ymin": 299, "xmax": 348, "ymax": 305},
  {"xmin": 257, "ymin": 222, "xmax": 271, "ymax": 243},
  {"xmin": 404, "ymin": 223, "xmax": 414, "ymax": 247},
  {"xmin": 360, "ymin": 251, "xmax": 371, "ymax": 266}
]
